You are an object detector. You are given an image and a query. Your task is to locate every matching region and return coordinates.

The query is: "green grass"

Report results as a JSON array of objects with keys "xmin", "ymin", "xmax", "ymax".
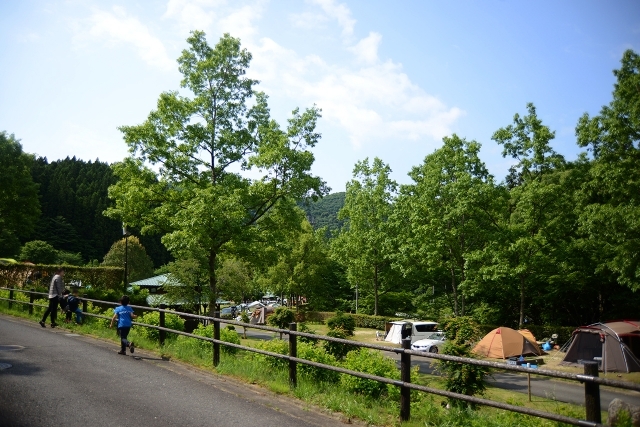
[{"xmin": 0, "ymin": 298, "xmax": 592, "ymax": 427}]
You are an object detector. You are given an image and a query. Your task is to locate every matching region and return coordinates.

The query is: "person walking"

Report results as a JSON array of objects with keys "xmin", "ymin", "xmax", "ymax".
[
  {"xmin": 40, "ymin": 268, "xmax": 65, "ymax": 328},
  {"xmin": 109, "ymin": 295, "xmax": 137, "ymax": 355}
]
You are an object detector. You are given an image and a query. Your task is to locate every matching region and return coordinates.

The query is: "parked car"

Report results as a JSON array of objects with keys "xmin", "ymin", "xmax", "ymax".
[
  {"xmin": 410, "ymin": 332, "xmax": 446, "ymax": 353},
  {"xmin": 385, "ymin": 320, "xmax": 439, "ymax": 344}
]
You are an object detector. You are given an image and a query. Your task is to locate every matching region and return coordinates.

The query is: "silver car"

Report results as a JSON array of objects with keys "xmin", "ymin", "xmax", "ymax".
[{"xmin": 410, "ymin": 332, "xmax": 446, "ymax": 353}]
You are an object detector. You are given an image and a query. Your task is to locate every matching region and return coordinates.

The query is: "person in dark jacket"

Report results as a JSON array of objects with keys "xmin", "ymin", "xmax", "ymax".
[
  {"xmin": 40, "ymin": 268, "xmax": 64, "ymax": 328},
  {"xmin": 65, "ymin": 289, "xmax": 83, "ymax": 324}
]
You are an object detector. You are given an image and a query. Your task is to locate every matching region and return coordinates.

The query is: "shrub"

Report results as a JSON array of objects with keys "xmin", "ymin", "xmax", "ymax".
[
  {"xmin": 177, "ymin": 323, "xmax": 241, "ymax": 355},
  {"xmin": 267, "ymin": 306, "xmax": 296, "ymax": 329},
  {"xmin": 323, "ymin": 329, "xmax": 353, "ymax": 360},
  {"xmin": 435, "ymin": 316, "xmax": 488, "ymax": 409},
  {"xmin": 297, "ymin": 342, "xmax": 340, "ymax": 382},
  {"xmin": 340, "ymin": 348, "xmax": 399, "ymax": 398},
  {"xmin": 297, "ymin": 322, "xmax": 318, "ymax": 345},
  {"xmin": 255, "ymin": 338, "xmax": 289, "ymax": 369},
  {"xmin": 267, "ymin": 306, "xmax": 296, "ymax": 339},
  {"xmin": 136, "ymin": 310, "xmax": 184, "ymax": 342},
  {"xmin": 326, "ymin": 311, "xmax": 355, "ymax": 336}
]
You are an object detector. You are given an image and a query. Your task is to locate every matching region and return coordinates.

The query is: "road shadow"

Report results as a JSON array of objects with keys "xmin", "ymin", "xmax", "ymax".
[{"xmin": 0, "ymin": 358, "xmax": 43, "ymax": 377}]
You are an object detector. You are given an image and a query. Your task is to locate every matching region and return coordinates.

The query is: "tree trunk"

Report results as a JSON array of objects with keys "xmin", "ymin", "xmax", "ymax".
[
  {"xmin": 450, "ymin": 266, "xmax": 458, "ymax": 316},
  {"xmin": 519, "ymin": 275, "xmax": 525, "ymax": 329},
  {"xmin": 208, "ymin": 250, "xmax": 218, "ymax": 317},
  {"xmin": 374, "ymin": 265, "xmax": 379, "ymax": 316}
]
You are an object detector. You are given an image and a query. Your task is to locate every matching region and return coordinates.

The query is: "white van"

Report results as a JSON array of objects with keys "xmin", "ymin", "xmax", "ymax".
[{"xmin": 384, "ymin": 320, "xmax": 439, "ymax": 344}]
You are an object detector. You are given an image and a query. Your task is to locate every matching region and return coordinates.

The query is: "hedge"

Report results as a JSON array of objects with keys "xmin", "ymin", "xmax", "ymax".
[{"xmin": 0, "ymin": 264, "xmax": 124, "ymax": 292}]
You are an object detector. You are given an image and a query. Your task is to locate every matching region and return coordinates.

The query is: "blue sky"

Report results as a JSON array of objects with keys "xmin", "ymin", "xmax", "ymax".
[{"xmin": 1, "ymin": 0, "xmax": 639, "ymax": 192}]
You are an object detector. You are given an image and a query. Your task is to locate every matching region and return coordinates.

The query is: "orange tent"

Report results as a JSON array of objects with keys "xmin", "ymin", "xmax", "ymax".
[
  {"xmin": 518, "ymin": 329, "xmax": 537, "ymax": 345},
  {"xmin": 472, "ymin": 327, "xmax": 543, "ymax": 359}
]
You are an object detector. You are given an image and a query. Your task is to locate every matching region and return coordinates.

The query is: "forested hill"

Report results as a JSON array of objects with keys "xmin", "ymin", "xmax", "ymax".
[
  {"xmin": 30, "ymin": 156, "xmax": 121, "ymax": 262},
  {"xmin": 29, "ymin": 156, "xmax": 171, "ymax": 267},
  {"xmin": 299, "ymin": 192, "xmax": 345, "ymax": 233}
]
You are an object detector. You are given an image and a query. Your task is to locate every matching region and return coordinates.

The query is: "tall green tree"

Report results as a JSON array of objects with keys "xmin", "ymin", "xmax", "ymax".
[
  {"xmin": 101, "ymin": 236, "xmax": 154, "ymax": 282},
  {"xmin": 575, "ymin": 49, "xmax": 640, "ymax": 291},
  {"xmin": 394, "ymin": 135, "xmax": 499, "ymax": 317},
  {"xmin": 484, "ymin": 103, "xmax": 569, "ymax": 327},
  {"xmin": 106, "ymin": 32, "xmax": 326, "ymax": 314},
  {"xmin": 0, "ymin": 132, "xmax": 40, "ymax": 257},
  {"xmin": 332, "ymin": 157, "xmax": 398, "ymax": 315}
]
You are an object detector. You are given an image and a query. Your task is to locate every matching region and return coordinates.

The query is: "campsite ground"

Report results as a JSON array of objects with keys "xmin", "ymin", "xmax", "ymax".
[{"xmin": 243, "ymin": 321, "xmax": 640, "ymax": 384}]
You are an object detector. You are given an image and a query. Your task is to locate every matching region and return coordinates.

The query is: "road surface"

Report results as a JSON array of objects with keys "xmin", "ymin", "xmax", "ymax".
[{"xmin": 0, "ymin": 315, "xmax": 349, "ymax": 427}]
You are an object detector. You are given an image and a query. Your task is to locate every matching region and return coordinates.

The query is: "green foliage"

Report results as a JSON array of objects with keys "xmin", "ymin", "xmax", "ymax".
[
  {"xmin": 56, "ymin": 251, "xmax": 84, "ymax": 266},
  {"xmin": 298, "ymin": 192, "xmax": 345, "ymax": 233},
  {"xmin": 436, "ymin": 317, "xmax": 488, "ymax": 409},
  {"xmin": 323, "ymin": 328, "xmax": 353, "ymax": 360},
  {"xmin": 0, "ymin": 131, "xmax": 40, "ymax": 258},
  {"xmin": 136, "ymin": 310, "xmax": 184, "ymax": 342},
  {"xmin": 340, "ymin": 348, "xmax": 399, "ymax": 398},
  {"xmin": 101, "ymin": 236, "xmax": 154, "ymax": 282},
  {"xmin": 19, "ymin": 240, "xmax": 58, "ymax": 264},
  {"xmin": 296, "ymin": 342, "xmax": 340, "ymax": 382},
  {"xmin": 297, "ymin": 322, "xmax": 317, "ymax": 345},
  {"xmin": 255, "ymin": 339, "xmax": 339, "ymax": 383},
  {"xmin": 254, "ymin": 338, "xmax": 289, "ymax": 369},
  {"xmin": 326, "ymin": 311, "xmax": 355, "ymax": 336},
  {"xmin": 0, "ymin": 263, "xmax": 123, "ymax": 292},
  {"xmin": 267, "ymin": 306, "xmax": 296, "ymax": 330},
  {"xmin": 28, "ymin": 157, "xmax": 128, "ymax": 264},
  {"xmin": 575, "ymin": 49, "xmax": 640, "ymax": 292},
  {"xmin": 332, "ymin": 158, "xmax": 399, "ymax": 316},
  {"xmin": 179, "ymin": 323, "xmax": 241, "ymax": 355},
  {"xmin": 106, "ymin": 31, "xmax": 326, "ymax": 315}
]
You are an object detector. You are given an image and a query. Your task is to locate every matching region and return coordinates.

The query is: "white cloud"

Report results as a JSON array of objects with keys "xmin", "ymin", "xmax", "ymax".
[
  {"xmin": 163, "ymin": 0, "xmax": 224, "ymax": 32},
  {"xmin": 83, "ymin": 6, "xmax": 173, "ymax": 70},
  {"xmin": 349, "ymin": 32, "xmax": 381, "ymax": 65},
  {"xmin": 288, "ymin": 11, "xmax": 328, "ymax": 30},
  {"xmin": 217, "ymin": 2, "xmax": 264, "ymax": 42},
  {"xmin": 310, "ymin": 0, "xmax": 356, "ymax": 38},
  {"xmin": 212, "ymin": 2, "xmax": 464, "ymax": 149}
]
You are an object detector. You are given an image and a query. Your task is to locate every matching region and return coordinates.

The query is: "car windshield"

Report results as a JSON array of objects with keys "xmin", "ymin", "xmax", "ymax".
[{"xmin": 426, "ymin": 333, "xmax": 443, "ymax": 340}]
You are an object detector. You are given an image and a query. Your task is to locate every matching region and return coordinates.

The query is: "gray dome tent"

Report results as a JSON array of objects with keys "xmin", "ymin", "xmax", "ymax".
[{"xmin": 560, "ymin": 320, "xmax": 640, "ymax": 373}]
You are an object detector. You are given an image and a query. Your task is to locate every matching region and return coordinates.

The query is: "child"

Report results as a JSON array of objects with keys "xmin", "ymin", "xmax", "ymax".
[
  {"xmin": 109, "ymin": 295, "xmax": 137, "ymax": 355},
  {"xmin": 65, "ymin": 289, "xmax": 83, "ymax": 324}
]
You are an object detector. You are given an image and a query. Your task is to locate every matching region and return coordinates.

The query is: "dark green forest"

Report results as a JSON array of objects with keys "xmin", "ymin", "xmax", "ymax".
[
  {"xmin": 1, "ymin": 37, "xmax": 639, "ymax": 330},
  {"xmin": 299, "ymin": 192, "xmax": 345, "ymax": 233}
]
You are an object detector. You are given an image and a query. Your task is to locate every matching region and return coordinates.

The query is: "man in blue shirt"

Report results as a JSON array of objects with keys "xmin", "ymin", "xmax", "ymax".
[{"xmin": 109, "ymin": 295, "xmax": 137, "ymax": 355}]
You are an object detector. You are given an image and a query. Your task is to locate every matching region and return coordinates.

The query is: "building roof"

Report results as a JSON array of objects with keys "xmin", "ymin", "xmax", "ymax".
[{"xmin": 130, "ymin": 274, "xmax": 171, "ymax": 288}]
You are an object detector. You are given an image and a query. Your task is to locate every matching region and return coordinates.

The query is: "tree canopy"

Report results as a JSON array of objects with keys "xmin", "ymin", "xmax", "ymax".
[
  {"xmin": 0, "ymin": 132, "xmax": 40, "ymax": 257},
  {"xmin": 106, "ymin": 31, "xmax": 326, "ymax": 313}
]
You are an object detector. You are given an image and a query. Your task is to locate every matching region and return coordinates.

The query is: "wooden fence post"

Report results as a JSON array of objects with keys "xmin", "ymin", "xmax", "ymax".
[
  {"xmin": 583, "ymin": 361, "xmax": 601, "ymax": 423},
  {"xmin": 213, "ymin": 311, "xmax": 220, "ymax": 367},
  {"xmin": 400, "ymin": 338, "xmax": 411, "ymax": 421},
  {"xmin": 29, "ymin": 289, "xmax": 34, "ymax": 315},
  {"xmin": 8, "ymin": 289, "xmax": 14, "ymax": 310},
  {"xmin": 82, "ymin": 295, "xmax": 88, "ymax": 316},
  {"xmin": 289, "ymin": 322, "xmax": 297, "ymax": 388},
  {"xmin": 159, "ymin": 304, "xmax": 166, "ymax": 346}
]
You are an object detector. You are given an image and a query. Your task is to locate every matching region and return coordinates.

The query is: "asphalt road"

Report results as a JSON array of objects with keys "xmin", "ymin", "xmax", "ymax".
[
  {"xmin": 386, "ymin": 352, "xmax": 640, "ymax": 408},
  {"xmin": 0, "ymin": 315, "xmax": 349, "ymax": 427}
]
